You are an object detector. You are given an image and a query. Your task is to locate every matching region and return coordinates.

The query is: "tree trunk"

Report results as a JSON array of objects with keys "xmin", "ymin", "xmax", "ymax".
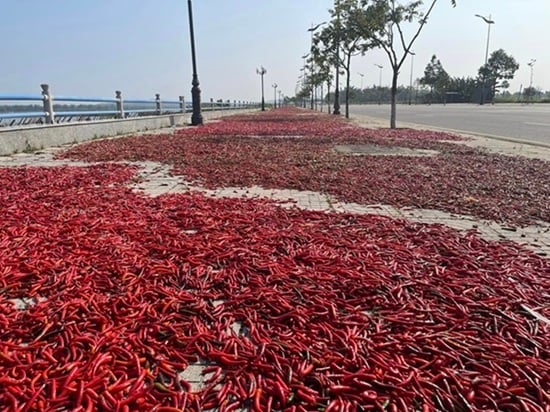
[
  {"xmin": 390, "ymin": 68, "xmax": 398, "ymax": 129},
  {"xmin": 345, "ymin": 53, "xmax": 351, "ymax": 118}
]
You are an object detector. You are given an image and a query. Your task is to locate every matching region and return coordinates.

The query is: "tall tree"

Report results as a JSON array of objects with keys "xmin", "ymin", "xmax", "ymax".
[
  {"xmin": 368, "ymin": 0, "xmax": 456, "ymax": 128},
  {"xmin": 310, "ymin": 29, "xmax": 335, "ymax": 113},
  {"xmin": 419, "ymin": 54, "xmax": 450, "ymax": 103},
  {"xmin": 312, "ymin": 23, "xmax": 341, "ymax": 114},
  {"xmin": 523, "ymin": 86, "xmax": 538, "ymax": 102},
  {"xmin": 478, "ymin": 49, "xmax": 519, "ymax": 104},
  {"xmin": 314, "ymin": 58, "xmax": 334, "ymax": 113},
  {"xmin": 313, "ymin": 0, "xmax": 385, "ymax": 118},
  {"xmin": 446, "ymin": 76, "xmax": 477, "ymax": 102}
]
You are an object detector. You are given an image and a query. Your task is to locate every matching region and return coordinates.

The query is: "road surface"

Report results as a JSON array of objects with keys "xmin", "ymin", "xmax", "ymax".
[{"xmin": 349, "ymin": 103, "xmax": 550, "ymax": 146}]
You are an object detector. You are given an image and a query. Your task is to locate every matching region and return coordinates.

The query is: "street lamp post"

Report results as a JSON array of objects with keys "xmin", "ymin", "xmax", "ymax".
[
  {"xmin": 307, "ymin": 22, "xmax": 326, "ymax": 111},
  {"xmin": 357, "ymin": 73, "xmax": 364, "ymax": 104},
  {"xmin": 374, "ymin": 64, "xmax": 383, "ymax": 105},
  {"xmin": 299, "ymin": 65, "xmax": 307, "ymax": 108},
  {"xmin": 256, "ymin": 66, "xmax": 267, "ymax": 111},
  {"xmin": 186, "ymin": 0, "xmax": 203, "ymax": 125},
  {"xmin": 319, "ymin": 83, "xmax": 324, "ymax": 112},
  {"xmin": 272, "ymin": 83, "xmax": 278, "ymax": 108},
  {"xmin": 475, "ymin": 14, "xmax": 495, "ymax": 105},
  {"xmin": 333, "ymin": 3, "xmax": 341, "ymax": 115},
  {"xmin": 527, "ymin": 59, "xmax": 536, "ymax": 103},
  {"xmin": 301, "ymin": 53, "xmax": 310, "ymax": 108},
  {"xmin": 358, "ymin": 73, "xmax": 364, "ymax": 90},
  {"xmin": 408, "ymin": 51, "xmax": 415, "ymax": 105},
  {"xmin": 326, "ymin": 78, "xmax": 331, "ymax": 114}
]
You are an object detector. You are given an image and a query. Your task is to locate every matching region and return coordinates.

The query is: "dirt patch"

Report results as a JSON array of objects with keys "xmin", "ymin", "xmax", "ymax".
[{"xmin": 334, "ymin": 144, "xmax": 439, "ymax": 156}]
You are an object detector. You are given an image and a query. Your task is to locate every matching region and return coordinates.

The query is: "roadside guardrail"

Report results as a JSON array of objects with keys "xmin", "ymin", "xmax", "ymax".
[{"xmin": 0, "ymin": 84, "xmax": 257, "ymax": 127}]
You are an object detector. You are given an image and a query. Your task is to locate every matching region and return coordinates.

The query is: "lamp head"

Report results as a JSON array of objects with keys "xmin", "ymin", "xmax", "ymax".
[
  {"xmin": 308, "ymin": 22, "xmax": 327, "ymax": 32},
  {"xmin": 475, "ymin": 14, "xmax": 495, "ymax": 24}
]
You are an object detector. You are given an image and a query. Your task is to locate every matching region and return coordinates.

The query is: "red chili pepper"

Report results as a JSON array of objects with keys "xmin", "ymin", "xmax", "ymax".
[
  {"xmin": 1, "ymin": 119, "xmax": 548, "ymax": 412},
  {"xmin": 253, "ymin": 388, "xmax": 263, "ymax": 412},
  {"xmin": 295, "ymin": 387, "xmax": 317, "ymax": 405}
]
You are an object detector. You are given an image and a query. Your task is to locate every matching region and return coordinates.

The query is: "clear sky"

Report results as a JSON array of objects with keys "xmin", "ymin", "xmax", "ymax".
[{"xmin": 1, "ymin": 0, "xmax": 548, "ymax": 102}]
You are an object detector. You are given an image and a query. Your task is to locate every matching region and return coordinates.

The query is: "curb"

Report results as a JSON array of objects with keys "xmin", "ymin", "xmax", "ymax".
[
  {"xmin": 350, "ymin": 114, "xmax": 550, "ymax": 149},
  {"xmin": 425, "ymin": 126, "xmax": 550, "ymax": 149}
]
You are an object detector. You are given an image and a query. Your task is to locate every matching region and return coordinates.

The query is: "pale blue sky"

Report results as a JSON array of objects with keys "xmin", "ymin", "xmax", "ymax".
[{"xmin": 1, "ymin": 1, "xmax": 548, "ymax": 102}]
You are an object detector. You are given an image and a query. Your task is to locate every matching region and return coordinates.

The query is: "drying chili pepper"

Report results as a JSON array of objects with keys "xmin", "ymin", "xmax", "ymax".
[
  {"xmin": 1, "ymin": 111, "xmax": 549, "ymax": 410},
  {"xmin": 57, "ymin": 107, "xmax": 550, "ymax": 226}
]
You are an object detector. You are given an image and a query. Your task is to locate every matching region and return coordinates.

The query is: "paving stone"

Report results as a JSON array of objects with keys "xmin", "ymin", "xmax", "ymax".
[
  {"xmin": 9, "ymin": 296, "xmax": 47, "ymax": 310},
  {"xmin": 177, "ymin": 362, "xmax": 210, "ymax": 392}
]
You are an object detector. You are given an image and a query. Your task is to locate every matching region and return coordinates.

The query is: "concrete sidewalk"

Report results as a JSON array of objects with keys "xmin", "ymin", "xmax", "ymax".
[{"xmin": 349, "ymin": 113, "xmax": 550, "ymax": 161}]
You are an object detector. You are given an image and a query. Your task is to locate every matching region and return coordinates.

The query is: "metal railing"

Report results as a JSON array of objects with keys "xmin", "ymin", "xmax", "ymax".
[{"xmin": 0, "ymin": 84, "xmax": 257, "ymax": 127}]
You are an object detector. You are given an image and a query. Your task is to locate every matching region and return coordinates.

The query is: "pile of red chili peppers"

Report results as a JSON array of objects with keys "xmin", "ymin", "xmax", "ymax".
[
  {"xmin": 0, "ymin": 158, "xmax": 549, "ymax": 410},
  {"xmin": 58, "ymin": 107, "xmax": 550, "ymax": 226}
]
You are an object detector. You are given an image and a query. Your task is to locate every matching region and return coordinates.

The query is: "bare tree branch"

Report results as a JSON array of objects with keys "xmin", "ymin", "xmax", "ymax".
[{"xmin": 396, "ymin": 0, "xmax": 438, "ymax": 71}]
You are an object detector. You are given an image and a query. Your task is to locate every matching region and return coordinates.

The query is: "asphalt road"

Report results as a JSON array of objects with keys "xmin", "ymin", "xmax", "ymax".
[{"xmin": 349, "ymin": 103, "xmax": 550, "ymax": 146}]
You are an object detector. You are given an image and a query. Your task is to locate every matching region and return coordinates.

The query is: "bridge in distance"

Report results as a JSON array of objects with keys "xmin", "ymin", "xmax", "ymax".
[{"xmin": 349, "ymin": 104, "xmax": 550, "ymax": 146}]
